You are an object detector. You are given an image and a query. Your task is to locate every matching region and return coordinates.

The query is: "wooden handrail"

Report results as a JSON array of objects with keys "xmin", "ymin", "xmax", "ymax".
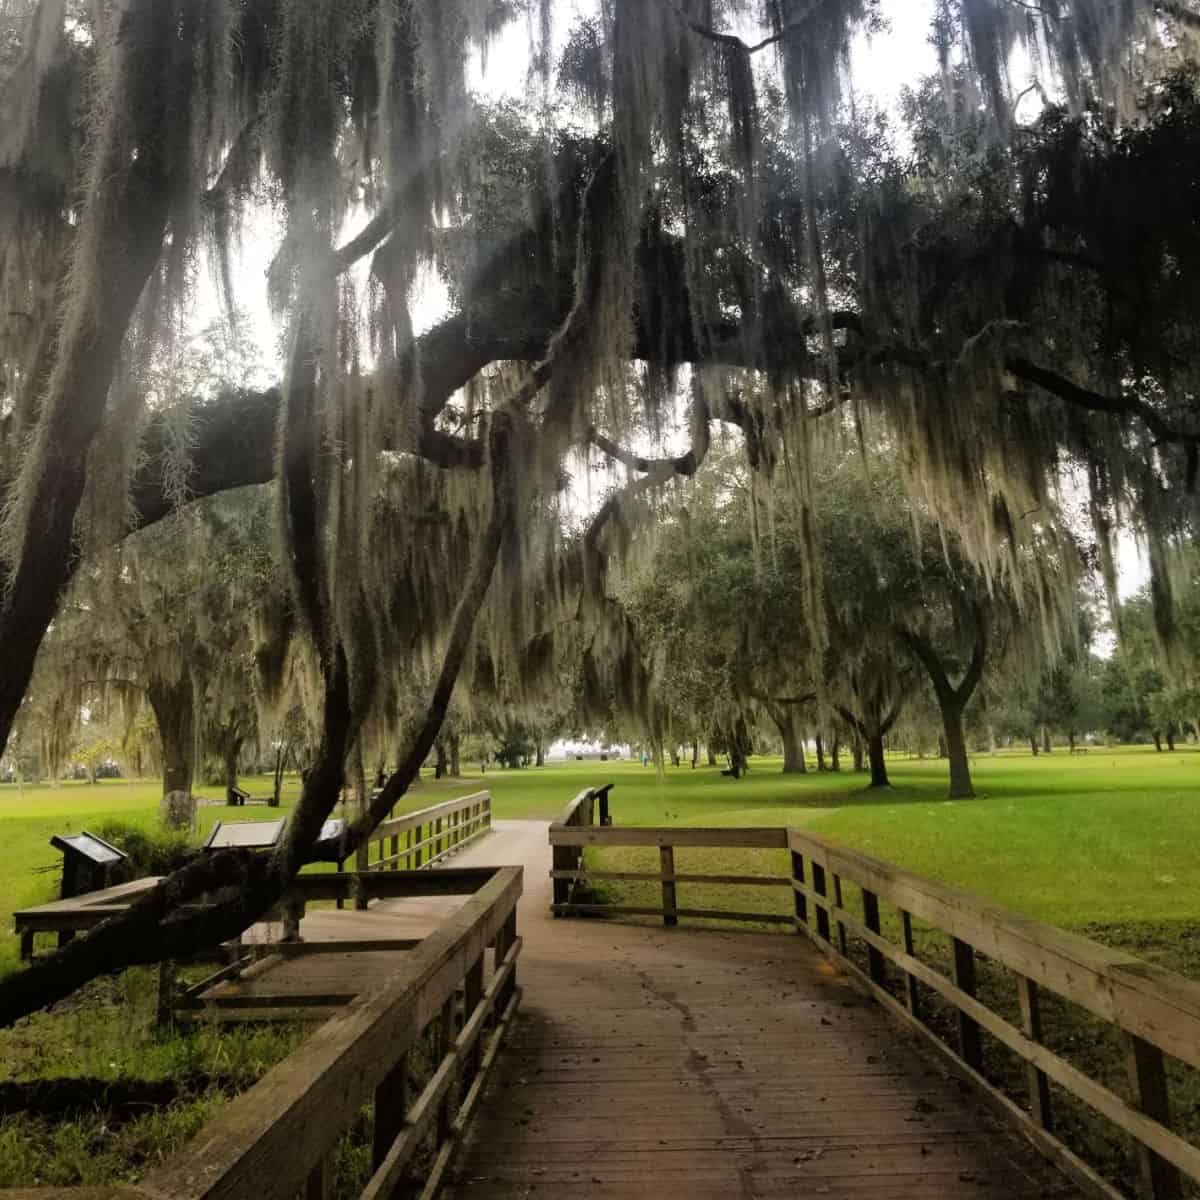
[
  {"xmin": 788, "ymin": 829, "xmax": 1200, "ymax": 1072},
  {"xmin": 133, "ymin": 864, "xmax": 523, "ymax": 1199},
  {"xmin": 788, "ymin": 827, "xmax": 1199, "ymax": 1200},
  {"xmin": 548, "ymin": 809, "xmax": 790, "ymax": 926},
  {"xmin": 372, "ymin": 790, "xmax": 491, "ymax": 842}
]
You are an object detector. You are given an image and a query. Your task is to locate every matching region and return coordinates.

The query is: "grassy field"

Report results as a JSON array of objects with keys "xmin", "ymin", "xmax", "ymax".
[
  {"xmin": 529, "ymin": 747, "xmax": 1200, "ymax": 937},
  {"xmin": 4, "ymin": 746, "xmax": 1199, "ymax": 964}
]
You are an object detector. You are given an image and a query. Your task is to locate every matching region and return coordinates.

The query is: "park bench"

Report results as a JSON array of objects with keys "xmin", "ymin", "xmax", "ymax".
[{"xmin": 228, "ymin": 784, "xmax": 273, "ymax": 806}]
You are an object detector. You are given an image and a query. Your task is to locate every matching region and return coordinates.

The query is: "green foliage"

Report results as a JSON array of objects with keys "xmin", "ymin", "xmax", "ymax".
[{"xmin": 92, "ymin": 820, "xmax": 195, "ymax": 880}]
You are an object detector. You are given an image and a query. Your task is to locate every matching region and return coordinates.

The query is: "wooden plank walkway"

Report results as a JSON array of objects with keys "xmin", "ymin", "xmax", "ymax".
[
  {"xmin": 440, "ymin": 821, "xmax": 1081, "ymax": 1200},
  {"xmin": 188, "ymin": 878, "xmax": 480, "ymax": 1020}
]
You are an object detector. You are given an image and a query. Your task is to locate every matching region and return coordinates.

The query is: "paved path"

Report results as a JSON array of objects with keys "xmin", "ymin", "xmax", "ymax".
[{"xmin": 437, "ymin": 821, "xmax": 1079, "ymax": 1199}]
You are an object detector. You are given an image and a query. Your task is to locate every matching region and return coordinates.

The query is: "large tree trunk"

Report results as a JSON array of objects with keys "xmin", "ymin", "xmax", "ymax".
[
  {"xmin": 1029, "ymin": 734, "xmax": 1039, "ymax": 756},
  {"xmin": 771, "ymin": 707, "xmax": 807, "ymax": 774},
  {"xmin": 830, "ymin": 734, "xmax": 840, "ymax": 772},
  {"xmin": 943, "ymin": 702, "xmax": 974, "ymax": 799},
  {"xmin": 223, "ymin": 735, "xmax": 243, "ymax": 802},
  {"xmin": 867, "ymin": 733, "xmax": 889, "ymax": 788},
  {"xmin": 535, "ymin": 738, "xmax": 545, "ymax": 768},
  {"xmin": 148, "ymin": 677, "xmax": 195, "ymax": 831},
  {"xmin": 1167, "ymin": 727, "xmax": 1176, "ymax": 751},
  {"xmin": 1153, "ymin": 730, "xmax": 1163, "ymax": 752},
  {"xmin": 434, "ymin": 739, "xmax": 448, "ymax": 780},
  {"xmin": 0, "ymin": 0, "xmax": 177, "ymax": 761},
  {"xmin": 449, "ymin": 732, "xmax": 462, "ymax": 777},
  {"xmin": 852, "ymin": 736, "xmax": 864, "ymax": 772},
  {"xmin": 988, "ymin": 723, "xmax": 997, "ymax": 757},
  {"xmin": 937, "ymin": 732, "xmax": 948, "ymax": 759},
  {"xmin": 814, "ymin": 732, "xmax": 826, "ymax": 772},
  {"xmin": 1042, "ymin": 724, "xmax": 1052, "ymax": 753},
  {"xmin": 691, "ymin": 739, "xmax": 699, "ymax": 768},
  {"xmin": 706, "ymin": 746, "xmax": 717, "ymax": 767},
  {"xmin": 272, "ymin": 744, "xmax": 287, "ymax": 807},
  {"xmin": 1067, "ymin": 729, "xmax": 1076, "ymax": 753}
]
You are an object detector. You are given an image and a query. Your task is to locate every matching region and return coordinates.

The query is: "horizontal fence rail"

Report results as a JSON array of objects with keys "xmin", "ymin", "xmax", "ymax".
[
  {"xmin": 364, "ymin": 790, "xmax": 492, "ymax": 875},
  {"xmin": 549, "ymin": 789, "xmax": 791, "ymax": 926},
  {"xmin": 789, "ymin": 828, "xmax": 1200, "ymax": 1200},
  {"xmin": 0, "ymin": 866, "xmax": 524, "ymax": 1200}
]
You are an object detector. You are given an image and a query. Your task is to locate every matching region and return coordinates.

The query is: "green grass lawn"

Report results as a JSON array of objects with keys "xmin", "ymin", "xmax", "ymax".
[
  {"xmin": 4, "ymin": 747, "xmax": 1198, "ymax": 968},
  {"xmin": 0, "ymin": 771, "xmax": 496, "ymax": 976},
  {"xmin": 548, "ymin": 747, "xmax": 1200, "ymax": 935}
]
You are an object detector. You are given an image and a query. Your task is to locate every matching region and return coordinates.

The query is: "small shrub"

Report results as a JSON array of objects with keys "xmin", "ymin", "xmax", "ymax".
[{"xmin": 92, "ymin": 821, "xmax": 196, "ymax": 880}]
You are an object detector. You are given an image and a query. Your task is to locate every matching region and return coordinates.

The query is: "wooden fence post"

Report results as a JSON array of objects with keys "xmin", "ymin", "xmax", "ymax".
[
  {"xmin": 1124, "ymin": 1033, "xmax": 1182, "ymax": 1200},
  {"xmin": 861, "ymin": 888, "xmax": 885, "ymax": 984},
  {"xmin": 901, "ymin": 910, "xmax": 920, "ymax": 1019},
  {"xmin": 305, "ymin": 1154, "xmax": 333, "ymax": 1200},
  {"xmin": 437, "ymin": 995, "xmax": 456, "ymax": 1142},
  {"xmin": 1017, "ymin": 975, "xmax": 1051, "ymax": 1131},
  {"xmin": 464, "ymin": 954, "xmax": 484, "ymax": 1081},
  {"xmin": 415, "ymin": 822, "xmax": 424, "ymax": 869},
  {"xmin": 811, "ymin": 862, "xmax": 831, "ymax": 941},
  {"xmin": 155, "ymin": 958, "xmax": 177, "ymax": 1027},
  {"xmin": 952, "ymin": 938, "xmax": 982, "ymax": 1070},
  {"xmin": 373, "ymin": 1051, "xmax": 408, "ymax": 1169},
  {"xmin": 495, "ymin": 906, "xmax": 518, "ymax": 1005},
  {"xmin": 660, "ymin": 845, "xmax": 677, "ymax": 927},
  {"xmin": 552, "ymin": 837, "xmax": 569, "ymax": 914},
  {"xmin": 390, "ymin": 831, "xmax": 398, "ymax": 871},
  {"xmin": 832, "ymin": 875, "xmax": 848, "ymax": 955},
  {"xmin": 791, "ymin": 851, "xmax": 807, "ymax": 927},
  {"xmin": 355, "ymin": 837, "xmax": 370, "ymax": 910}
]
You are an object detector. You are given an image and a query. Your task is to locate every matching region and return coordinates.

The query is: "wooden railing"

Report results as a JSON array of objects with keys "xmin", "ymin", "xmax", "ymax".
[
  {"xmin": 550, "ymin": 784, "xmax": 613, "ymax": 914},
  {"xmin": 1, "ymin": 865, "xmax": 524, "ymax": 1200},
  {"xmin": 549, "ymin": 789, "xmax": 792, "ymax": 926},
  {"xmin": 789, "ymin": 828, "xmax": 1200, "ymax": 1200},
  {"xmin": 363, "ymin": 789, "xmax": 492, "ymax": 873}
]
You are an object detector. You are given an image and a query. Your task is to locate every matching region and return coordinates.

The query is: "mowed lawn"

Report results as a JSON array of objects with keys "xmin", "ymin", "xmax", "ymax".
[
  {"xmin": 529, "ymin": 747, "xmax": 1200, "ymax": 953},
  {"xmin": 2, "ymin": 746, "xmax": 1199, "ymax": 974},
  {"xmin": 0, "ymin": 772, "xmax": 487, "ymax": 976}
]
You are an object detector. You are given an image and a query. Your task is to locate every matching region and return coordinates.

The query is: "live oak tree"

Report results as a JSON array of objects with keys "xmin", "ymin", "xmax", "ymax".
[
  {"xmin": 23, "ymin": 488, "xmax": 278, "ymax": 826},
  {"xmin": 3, "ymin": 0, "xmax": 1200, "ymax": 1023}
]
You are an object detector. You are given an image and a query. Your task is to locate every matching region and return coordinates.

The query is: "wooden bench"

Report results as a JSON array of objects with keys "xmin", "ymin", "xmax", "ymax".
[{"xmin": 228, "ymin": 785, "xmax": 273, "ymax": 806}]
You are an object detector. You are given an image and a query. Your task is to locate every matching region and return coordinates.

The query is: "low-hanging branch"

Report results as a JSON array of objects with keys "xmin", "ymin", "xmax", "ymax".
[{"xmin": 664, "ymin": 0, "xmax": 834, "ymax": 55}]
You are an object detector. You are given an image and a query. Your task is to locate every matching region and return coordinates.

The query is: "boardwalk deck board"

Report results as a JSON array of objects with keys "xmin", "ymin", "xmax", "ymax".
[
  {"xmin": 186, "ymin": 896, "xmax": 476, "ymax": 1018},
  {"xmin": 439, "ymin": 822, "xmax": 1081, "ymax": 1200}
]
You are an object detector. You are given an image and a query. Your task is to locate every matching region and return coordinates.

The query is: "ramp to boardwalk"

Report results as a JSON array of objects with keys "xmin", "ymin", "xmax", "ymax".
[{"xmin": 439, "ymin": 821, "xmax": 1077, "ymax": 1199}]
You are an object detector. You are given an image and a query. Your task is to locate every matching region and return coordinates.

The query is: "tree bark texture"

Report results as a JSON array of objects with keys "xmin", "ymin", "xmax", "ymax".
[
  {"xmin": 897, "ymin": 621, "xmax": 987, "ymax": 800},
  {"xmin": 0, "ymin": 0, "xmax": 179, "ymax": 759},
  {"xmin": 769, "ymin": 705, "xmax": 806, "ymax": 774},
  {"xmin": 147, "ymin": 676, "xmax": 195, "ymax": 829},
  {"xmin": 867, "ymin": 734, "xmax": 889, "ymax": 788}
]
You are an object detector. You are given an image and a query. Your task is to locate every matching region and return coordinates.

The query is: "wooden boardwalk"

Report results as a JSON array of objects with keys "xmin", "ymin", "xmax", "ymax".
[{"xmin": 440, "ymin": 822, "xmax": 1079, "ymax": 1200}]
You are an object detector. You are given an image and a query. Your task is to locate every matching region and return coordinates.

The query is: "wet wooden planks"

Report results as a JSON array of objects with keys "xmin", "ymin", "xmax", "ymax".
[
  {"xmin": 440, "ymin": 825, "xmax": 1082, "ymax": 1200},
  {"xmin": 186, "ymin": 896, "xmax": 474, "ymax": 1020}
]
